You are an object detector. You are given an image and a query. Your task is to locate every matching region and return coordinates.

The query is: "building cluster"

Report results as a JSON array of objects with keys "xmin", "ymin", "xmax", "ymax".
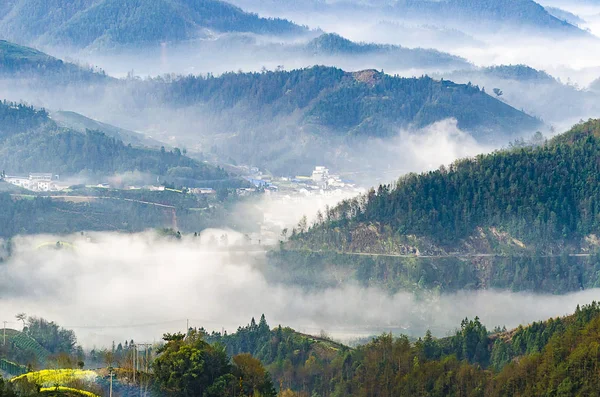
[{"xmin": 4, "ymin": 173, "xmax": 66, "ymax": 192}]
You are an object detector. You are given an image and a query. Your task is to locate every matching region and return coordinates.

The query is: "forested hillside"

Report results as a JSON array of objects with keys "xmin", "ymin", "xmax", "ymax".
[
  {"xmin": 0, "ymin": 101, "xmax": 236, "ymax": 187},
  {"xmin": 163, "ymin": 66, "xmax": 541, "ymax": 141},
  {"xmin": 293, "ymin": 119, "xmax": 600, "ymax": 249},
  {"xmin": 197, "ymin": 303, "xmax": 600, "ymax": 396},
  {"xmin": 0, "ymin": 40, "xmax": 106, "ymax": 82},
  {"xmin": 0, "ymin": 0, "xmax": 307, "ymax": 49},
  {"xmin": 269, "ymin": 120, "xmax": 600, "ymax": 294}
]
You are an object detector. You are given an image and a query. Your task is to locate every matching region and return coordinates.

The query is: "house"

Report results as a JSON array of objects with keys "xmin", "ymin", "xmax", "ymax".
[{"xmin": 5, "ymin": 173, "xmax": 59, "ymax": 192}]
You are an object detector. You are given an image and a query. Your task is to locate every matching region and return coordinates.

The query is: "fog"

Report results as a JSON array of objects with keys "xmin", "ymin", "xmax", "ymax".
[{"xmin": 1, "ymin": 230, "xmax": 598, "ymax": 349}]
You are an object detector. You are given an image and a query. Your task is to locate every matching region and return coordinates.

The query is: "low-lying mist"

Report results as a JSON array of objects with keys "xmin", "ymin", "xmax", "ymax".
[{"xmin": 1, "ymin": 230, "xmax": 598, "ymax": 348}]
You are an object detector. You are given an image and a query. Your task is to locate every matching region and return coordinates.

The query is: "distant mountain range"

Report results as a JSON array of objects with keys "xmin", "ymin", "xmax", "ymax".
[
  {"xmin": 0, "ymin": 48, "xmax": 542, "ymax": 175},
  {"xmin": 229, "ymin": 0, "xmax": 589, "ymax": 37},
  {"xmin": 0, "ymin": 0, "xmax": 308, "ymax": 49}
]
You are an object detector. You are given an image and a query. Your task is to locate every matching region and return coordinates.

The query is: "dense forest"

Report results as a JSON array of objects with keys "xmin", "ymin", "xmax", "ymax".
[
  {"xmin": 0, "ymin": 40, "xmax": 106, "ymax": 82},
  {"xmin": 185, "ymin": 303, "xmax": 600, "ymax": 396},
  {"xmin": 2, "ymin": 304, "xmax": 600, "ymax": 396},
  {"xmin": 162, "ymin": 66, "xmax": 541, "ymax": 141},
  {"xmin": 0, "ymin": 0, "xmax": 307, "ymax": 49},
  {"xmin": 291, "ymin": 119, "xmax": 600, "ymax": 249},
  {"xmin": 0, "ymin": 101, "xmax": 241, "ymax": 188},
  {"xmin": 273, "ymin": 119, "xmax": 600, "ymax": 294},
  {"xmin": 267, "ymin": 250, "xmax": 600, "ymax": 294}
]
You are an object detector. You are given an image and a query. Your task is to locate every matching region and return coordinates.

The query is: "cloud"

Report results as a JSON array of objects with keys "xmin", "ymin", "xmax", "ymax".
[{"xmin": 0, "ymin": 230, "xmax": 597, "ymax": 348}]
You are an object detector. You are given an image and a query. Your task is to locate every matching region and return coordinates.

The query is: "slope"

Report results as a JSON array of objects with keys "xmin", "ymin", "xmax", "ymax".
[
  {"xmin": 304, "ymin": 33, "xmax": 470, "ymax": 70},
  {"xmin": 164, "ymin": 66, "xmax": 541, "ymax": 141},
  {"xmin": 0, "ymin": 100, "xmax": 236, "ymax": 187},
  {"xmin": 271, "ymin": 119, "xmax": 600, "ymax": 294},
  {"xmin": 0, "ymin": 39, "xmax": 107, "ymax": 82},
  {"xmin": 0, "ymin": 0, "xmax": 307, "ymax": 49}
]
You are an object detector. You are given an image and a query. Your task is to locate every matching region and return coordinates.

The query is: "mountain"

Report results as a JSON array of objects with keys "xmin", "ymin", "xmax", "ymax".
[
  {"xmin": 151, "ymin": 66, "xmax": 541, "ymax": 174},
  {"xmin": 0, "ymin": 100, "xmax": 236, "ymax": 187},
  {"xmin": 303, "ymin": 33, "xmax": 470, "ymax": 70},
  {"xmin": 0, "ymin": 0, "xmax": 308, "ymax": 49},
  {"xmin": 271, "ymin": 119, "xmax": 600, "ymax": 294},
  {"xmin": 227, "ymin": 0, "xmax": 588, "ymax": 36},
  {"xmin": 0, "ymin": 39, "xmax": 106, "ymax": 81}
]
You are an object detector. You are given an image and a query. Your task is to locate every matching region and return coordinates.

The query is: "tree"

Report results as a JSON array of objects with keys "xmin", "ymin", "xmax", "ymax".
[
  {"xmin": 232, "ymin": 353, "xmax": 276, "ymax": 397},
  {"xmin": 153, "ymin": 331, "xmax": 232, "ymax": 397},
  {"xmin": 15, "ymin": 313, "xmax": 26, "ymax": 330}
]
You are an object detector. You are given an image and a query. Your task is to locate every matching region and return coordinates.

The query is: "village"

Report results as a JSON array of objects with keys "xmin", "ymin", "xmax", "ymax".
[{"xmin": 1, "ymin": 166, "xmax": 362, "ymax": 197}]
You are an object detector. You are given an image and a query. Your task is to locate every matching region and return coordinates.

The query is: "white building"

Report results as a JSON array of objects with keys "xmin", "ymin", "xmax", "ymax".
[
  {"xmin": 5, "ymin": 173, "xmax": 60, "ymax": 192},
  {"xmin": 311, "ymin": 166, "xmax": 330, "ymax": 187}
]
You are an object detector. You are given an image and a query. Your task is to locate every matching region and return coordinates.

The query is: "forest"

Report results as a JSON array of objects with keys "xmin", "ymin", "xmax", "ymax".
[
  {"xmin": 303, "ymin": 33, "xmax": 468, "ymax": 68},
  {"xmin": 0, "ymin": 40, "xmax": 106, "ymax": 82},
  {"xmin": 267, "ymin": 249, "xmax": 600, "ymax": 294},
  {"xmin": 161, "ymin": 65, "xmax": 540, "ymax": 140},
  {"xmin": 0, "ymin": 0, "xmax": 307, "ymax": 49},
  {"xmin": 291, "ymin": 119, "xmax": 600, "ymax": 250},
  {"xmin": 3, "ymin": 304, "xmax": 600, "ymax": 397},
  {"xmin": 0, "ymin": 101, "xmax": 241, "ymax": 188}
]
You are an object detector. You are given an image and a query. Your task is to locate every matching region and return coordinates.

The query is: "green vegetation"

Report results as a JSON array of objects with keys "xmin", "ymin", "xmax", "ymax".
[
  {"xmin": 51, "ymin": 111, "xmax": 161, "ymax": 149},
  {"xmin": 0, "ymin": 0, "xmax": 306, "ymax": 49},
  {"xmin": 267, "ymin": 249, "xmax": 600, "ymax": 293},
  {"xmin": 0, "ymin": 191, "xmax": 248, "ymax": 238},
  {"xmin": 153, "ymin": 331, "xmax": 276, "ymax": 397},
  {"xmin": 0, "ymin": 360, "xmax": 27, "ymax": 377},
  {"xmin": 165, "ymin": 66, "xmax": 540, "ymax": 141},
  {"xmin": 0, "ymin": 100, "xmax": 241, "ymax": 188},
  {"xmin": 293, "ymin": 119, "xmax": 600, "ymax": 249},
  {"xmin": 1, "ymin": 329, "xmax": 51, "ymax": 367},
  {"xmin": 3, "ymin": 307, "xmax": 600, "ymax": 396},
  {"xmin": 198, "ymin": 304, "xmax": 600, "ymax": 397},
  {"xmin": 0, "ymin": 40, "xmax": 105, "ymax": 82},
  {"xmin": 280, "ymin": 119, "xmax": 600, "ymax": 293}
]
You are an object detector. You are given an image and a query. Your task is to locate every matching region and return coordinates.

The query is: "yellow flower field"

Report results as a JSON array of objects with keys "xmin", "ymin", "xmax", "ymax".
[
  {"xmin": 39, "ymin": 386, "xmax": 100, "ymax": 397},
  {"xmin": 11, "ymin": 369, "xmax": 98, "ymax": 387}
]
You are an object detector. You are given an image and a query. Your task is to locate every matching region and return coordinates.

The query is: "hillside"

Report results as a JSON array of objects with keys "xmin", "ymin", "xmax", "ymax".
[
  {"xmin": 0, "ymin": 101, "xmax": 237, "ymax": 187},
  {"xmin": 296, "ymin": 119, "xmax": 600, "ymax": 248},
  {"xmin": 0, "ymin": 40, "xmax": 106, "ymax": 82},
  {"xmin": 0, "ymin": 0, "xmax": 307, "ymax": 49},
  {"xmin": 227, "ymin": 0, "xmax": 588, "ymax": 36},
  {"xmin": 138, "ymin": 66, "xmax": 543, "ymax": 174},
  {"xmin": 166, "ymin": 66, "xmax": 540, "ymax": 139},
  {"xmin": 195, "ymin": 303, "xmax": 600, "ymax": 396},
  {"xmin": 303, "ymin": 33, "xmax": 470, "ymax": 70},
  {"xmin": 270, "ymin": 119, "xmax": 600, "ymax": 294}
]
